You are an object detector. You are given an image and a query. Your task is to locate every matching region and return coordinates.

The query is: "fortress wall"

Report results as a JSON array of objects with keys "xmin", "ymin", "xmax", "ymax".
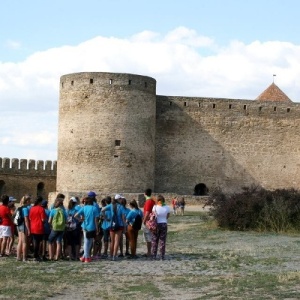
[
  {"xmin": 57, "ymin": 72, "xmax": 157, "ymax": 194},
  {"xmin": 0, "ymin": 158, "xmax": 57, "ymax": 201},
  {"xmin": 155, "ymin": 96, "xmax": 300, "ymax": 194}
]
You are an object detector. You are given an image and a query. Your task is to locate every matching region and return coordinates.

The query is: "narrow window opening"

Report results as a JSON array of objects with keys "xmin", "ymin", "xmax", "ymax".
[
  {"xmin": 109, "ymin": 79, "xmax": 113, "ymax": 85},
  {"xmin": 259, "ymin": 106, "xmax": 262, "ymax": 111},
  {"xmin": 114, "ymin": 155, "xmax": 119, "ymax": 158},
  {"xmin": 71, "ymin": 80, "xmax": 74, "ymax": 86},
  {"xmin": 274, "ymin": 107, "xmax": 277, "ymax": 112},
  {"xmin": 115, "ymin": 140, "xmax": 121, "ymax": 146},
  {"xmin": 128, "ymin": 80, "xmax": 132, "ymax": 85},
  {"xmin": 90, "ymin": 78, "xmax": 93, "ymax": 84},
  {"xmin": 144, "ymin": 82, "xmax": 147, "ymax": 88},
  {"xmin": 198, "ymin": 103, "xmax": 200, "ymax": 107},
  {"xmin": 61, "ymin": 82, "xmax": 64, "ymax": 88},
  {"xmin": 229, "ymin": 104, "xmax": 232, "ymax": 109},
  {"xmin": 212, "ymin": 103, "xmax": 216, "ymax": 109},
  {"xmin": 244, "ymin": 105, "xmax": 247, "ymax": 110},
  {"xmin": 287, "ymin": 108, "xmax": 290, "ymax": 112},
  {"xmin": 169, "ymin": 101, "xmax": 172, "ymax": 106},
  {"xmin": 184, "ymin": 102, "xmax": 187, "ymax": 107}
]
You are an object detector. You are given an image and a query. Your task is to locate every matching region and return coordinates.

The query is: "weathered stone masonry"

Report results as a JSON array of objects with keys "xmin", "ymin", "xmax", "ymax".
[{"xmin": 0, "ymin": 158, "xmax": 56, "ymax": 200}]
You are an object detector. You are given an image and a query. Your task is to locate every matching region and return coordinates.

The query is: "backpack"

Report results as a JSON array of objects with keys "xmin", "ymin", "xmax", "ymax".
[
  {"xmin": 66, "ymin": 214, "xmax": 76, "ymax": 231},
  {"xmin": 52, "ymin": 208, "xmax": 66, "ymax": 231},
  {"xmin": 14, "ymin": 207, "xmax": 24, "ymax": 226},
  {"xmin": 132, "ymin": 211, "xmax": 142, "ymax": 230},
  {"xmin": 146, "ymin": 206, "xmax": 157, "ymax": 232}
]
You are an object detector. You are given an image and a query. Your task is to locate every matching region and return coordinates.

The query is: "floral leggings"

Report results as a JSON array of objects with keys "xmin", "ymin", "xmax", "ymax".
[{"xmin": 151, "ymin": 223, "xmax": 168, "ymax": 259}]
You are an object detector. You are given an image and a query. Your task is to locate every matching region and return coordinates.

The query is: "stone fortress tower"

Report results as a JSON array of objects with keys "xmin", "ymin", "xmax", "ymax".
[{"xmin": 57, "ymin": 72, "xmax": 156, "ymax": 194}]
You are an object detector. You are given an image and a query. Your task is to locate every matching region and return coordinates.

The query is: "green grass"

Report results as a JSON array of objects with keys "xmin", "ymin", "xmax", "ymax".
[{"xmin": 1, "ymin": 210, "xmax": 300, "ymax": 299}]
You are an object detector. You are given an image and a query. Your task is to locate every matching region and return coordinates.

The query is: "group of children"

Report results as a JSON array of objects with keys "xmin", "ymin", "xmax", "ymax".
[{"xmin": 0, "ymin": 192, "xmax": 144, "ymax": 263}]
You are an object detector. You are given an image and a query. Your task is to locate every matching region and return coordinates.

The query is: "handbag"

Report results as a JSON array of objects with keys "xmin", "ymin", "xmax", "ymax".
[
  {"xmin": 146, "ymin": 206, "xmax": 157, "ymax": 231},
  {"xmin": 86, "ymin": 230, "xmax": 96, "ymax": 239}
]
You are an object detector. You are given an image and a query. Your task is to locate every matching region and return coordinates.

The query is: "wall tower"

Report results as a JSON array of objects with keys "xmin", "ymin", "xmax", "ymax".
[{"xmin": 57, "ymin": 72, "xmax": 156, "ymax": 194}]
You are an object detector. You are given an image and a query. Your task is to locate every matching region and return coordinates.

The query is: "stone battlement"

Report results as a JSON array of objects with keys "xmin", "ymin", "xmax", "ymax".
[
  {"xmin": 0, "ymin": 157, "xmax": 57, "ymax": 176},
  {"xmin": 157, "ymin": 95, "xmax": 300, "ymax": 116}
]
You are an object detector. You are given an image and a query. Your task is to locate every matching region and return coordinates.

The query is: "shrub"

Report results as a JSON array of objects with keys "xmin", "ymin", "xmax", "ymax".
[{"xmin": 204, "ymin": 186, "xmax": 300, "ymax": 232}]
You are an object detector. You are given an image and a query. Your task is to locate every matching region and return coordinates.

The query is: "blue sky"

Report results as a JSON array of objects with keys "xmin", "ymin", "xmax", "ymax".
[{"xmin": 1, "ymin": 0, "xmax": 300, "ymax": 161}]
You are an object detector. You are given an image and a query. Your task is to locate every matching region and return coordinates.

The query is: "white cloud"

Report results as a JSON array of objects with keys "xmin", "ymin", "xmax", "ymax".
[{"xmin": 1, "ymin": 26, "xmax": 300, "ymax": 160}]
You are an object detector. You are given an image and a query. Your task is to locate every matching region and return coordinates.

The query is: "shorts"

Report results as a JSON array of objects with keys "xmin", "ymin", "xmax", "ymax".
[
  {"xmin": 48, "ymin": 230, "xmax": 64, "ymax": 244},
  {"xmin": 42, "ymin": 233, "xmax": 50, "ymax": 241},
  {"xmin": 142, "ymin": 224, "xmax": 152, "ymax": 243},
  {"xmin": 0, "ymin": 225, "xmax": 12, "ymax": 238},
  {"xmin": 17, "ymin": 224, "xmax": 27, "ymax": 234},
  {"xmin": 103, "ymin": 229, "xmax": 110, "ymax": 242}
]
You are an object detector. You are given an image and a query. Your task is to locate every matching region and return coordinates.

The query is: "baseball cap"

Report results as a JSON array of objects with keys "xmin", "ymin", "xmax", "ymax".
[
  {"xmin": 9, "ymin": 196, "xmax": 16, "ymax": 202},
  {"xmin": 88, "ymin": 191, "xmax": 97, "ymax": 198},
  {"xmin": 70, "ymin": 196, "xmax": 77, "ymax": 202},
  {"xmin": 114, "ymin": 194, "xmax": 122, "ymax": 200},
  {"xmin": 41, "ymin": 199, "xmax": 48, "ymax": 207}
]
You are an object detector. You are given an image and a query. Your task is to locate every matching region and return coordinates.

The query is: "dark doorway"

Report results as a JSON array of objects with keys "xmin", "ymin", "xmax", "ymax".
[
  {"xmin": 194, "ymin": 183, "xmax": 208, "ymax": 196},
  {"xmin": 37, "ymin": 182, "xmax": 45, "ymax": 197},
  {"xmin": 0, "ymin": 180, "xmax": 6, "ymax": 195}
]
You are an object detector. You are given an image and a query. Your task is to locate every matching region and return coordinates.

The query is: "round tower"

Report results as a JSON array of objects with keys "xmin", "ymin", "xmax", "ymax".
[{"xmin": 57, "ymin": 72, "xmax": 156, "ymax": 194}]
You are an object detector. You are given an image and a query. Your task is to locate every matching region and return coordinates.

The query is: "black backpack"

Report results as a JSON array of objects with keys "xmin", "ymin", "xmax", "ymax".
[
  {"xmin": 14, "ymin": 207, "xmax": 24, "ymax": 226},
  {"xmin": 132, "ymin": 211, "xmax": 142, "ymax": 230}
]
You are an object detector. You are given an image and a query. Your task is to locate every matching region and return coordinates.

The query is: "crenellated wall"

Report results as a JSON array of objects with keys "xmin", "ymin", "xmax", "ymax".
[
  {"xmin": 155, "ymin": 96, "xmax": 300, "ymax": 194},
  {"xmin": 0, "ymin": 157, "xmax": 56, "ymax": 201}
]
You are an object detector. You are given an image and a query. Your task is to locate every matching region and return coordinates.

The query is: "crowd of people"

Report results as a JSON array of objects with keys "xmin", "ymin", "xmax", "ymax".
[{"xmin": 0, "ymin": 188, "xmax": 171, "ymax": 263}]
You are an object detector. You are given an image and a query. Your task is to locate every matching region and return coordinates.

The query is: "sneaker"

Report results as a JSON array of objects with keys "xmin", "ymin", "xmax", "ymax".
[
  {"xmin": 125, "ymin": 252, "xmax": 130, "ymax": 256},
  {"xmin": 118, "ymin": 254, "xmax": 124, "ymax": 258},
  {"xmin": 80, "ymin": 256, "xmax": 85, "ymax": 262},
  {"xmin": 84, "ymin": 258, "xmax": 92, "ymax": 263},
  {"xmin": 92, "ymin": 255, "xmax": 100, "ymax": 260}
]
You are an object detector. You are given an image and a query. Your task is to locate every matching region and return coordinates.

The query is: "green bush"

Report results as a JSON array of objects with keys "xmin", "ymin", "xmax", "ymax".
[{"xmin": 204, "ymin": 186, "xmax": 300, "ymax": 232}]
